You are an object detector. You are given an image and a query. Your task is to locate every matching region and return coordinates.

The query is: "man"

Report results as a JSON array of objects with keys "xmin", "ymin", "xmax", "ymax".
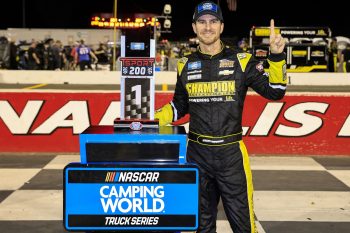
[
  {"xmin": 27, "ymin": 41, "xmax": 41, "ymax": 70},
  {"xmin": 340, "ymin": 43, "xmax": 350, "ymax": 72},
  {"xmin": 238, "ymin": 37, "xmax": 250, "ymax": 53},
  {"xmin": 155, "ymin": 1, "xmax": 286, "ymax": 232},
  {"xmin": 327, "ymin": 37, "xmax": 338, "ymax": 72},
  {"xmin": 75, "ymin": 39, "xmax": 98, "ymax": 71}
]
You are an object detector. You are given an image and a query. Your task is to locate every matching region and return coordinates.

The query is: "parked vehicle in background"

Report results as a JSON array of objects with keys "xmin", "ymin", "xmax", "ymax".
[{"xmin": 250, "ymin": 26, "xmax": 332, "ymax": 72}]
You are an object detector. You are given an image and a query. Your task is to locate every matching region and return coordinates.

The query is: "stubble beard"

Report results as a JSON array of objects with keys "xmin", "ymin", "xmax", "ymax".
[{"xmin": 198, "ymin": 31, "xmax": 220, "ymax": 46}]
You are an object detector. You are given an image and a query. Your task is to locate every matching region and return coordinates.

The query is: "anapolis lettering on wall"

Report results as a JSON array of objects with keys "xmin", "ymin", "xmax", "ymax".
[{"xmin": 0, "ymin": 92, "xmax": 349, "ymax": 154}]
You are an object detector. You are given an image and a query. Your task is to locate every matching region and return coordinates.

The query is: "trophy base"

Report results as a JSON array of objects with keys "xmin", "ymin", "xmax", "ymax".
[{"xmin": 114, "ymin": 118, "xmax": 159, "ymax": 131}]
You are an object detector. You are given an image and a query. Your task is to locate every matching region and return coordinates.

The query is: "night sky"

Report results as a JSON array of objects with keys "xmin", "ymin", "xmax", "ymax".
[{"xmin": 1, "ymin": 0, "xmax": 348, "ymax": 41}]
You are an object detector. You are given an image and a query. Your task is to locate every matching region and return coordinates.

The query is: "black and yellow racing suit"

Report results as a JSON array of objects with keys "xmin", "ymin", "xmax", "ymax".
[{"xmin": 155, "ymin": 43, "xmax": 287, "ymax": 233}]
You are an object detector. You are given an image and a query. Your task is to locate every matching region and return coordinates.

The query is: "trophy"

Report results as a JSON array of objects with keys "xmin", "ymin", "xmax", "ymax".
[{"xmin": 115, "ymin": 27, "xmax": 158, "ymax": 131}]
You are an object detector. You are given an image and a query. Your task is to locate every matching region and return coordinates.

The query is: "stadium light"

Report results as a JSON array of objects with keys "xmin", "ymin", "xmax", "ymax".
[
  {"xmin": 163, "ymin": 4, "xmax": 172, "ymax": 15},
  {"xmin": 164, "ymin": 19, "xmax": 171, "ymax": 29}
]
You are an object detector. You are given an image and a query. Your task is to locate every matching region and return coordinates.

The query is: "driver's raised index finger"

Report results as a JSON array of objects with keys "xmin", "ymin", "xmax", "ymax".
[{"xmin": 270, "ymin": 19, "xmax": 275, "ymax": 38}]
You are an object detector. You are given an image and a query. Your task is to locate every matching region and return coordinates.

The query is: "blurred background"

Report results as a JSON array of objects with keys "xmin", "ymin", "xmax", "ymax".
[{"xmin": 0, "ymin": 0, "xmax": 349, "ymax": 72}]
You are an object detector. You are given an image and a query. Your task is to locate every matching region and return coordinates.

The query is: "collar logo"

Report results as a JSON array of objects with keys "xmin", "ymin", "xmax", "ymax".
[{"xmin": 237, "ymin": 53, "xmax": 247, "ymax": 59}]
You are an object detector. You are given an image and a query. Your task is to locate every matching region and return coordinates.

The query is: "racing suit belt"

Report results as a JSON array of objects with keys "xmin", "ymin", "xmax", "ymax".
[{"xmin": 188, "ymin": 131, "xmax": 242, "ymax": 146}]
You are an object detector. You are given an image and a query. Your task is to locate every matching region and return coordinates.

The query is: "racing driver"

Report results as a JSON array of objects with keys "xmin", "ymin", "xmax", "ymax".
[{"xmin": 155, "ymin": 1, "xmax": 287, "ymax": 232}]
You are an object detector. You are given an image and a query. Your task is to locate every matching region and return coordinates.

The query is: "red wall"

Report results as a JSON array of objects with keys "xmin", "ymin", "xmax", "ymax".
[{"xmin": 0, "ymin": 92, "xmax": 349, "ymax": 155}]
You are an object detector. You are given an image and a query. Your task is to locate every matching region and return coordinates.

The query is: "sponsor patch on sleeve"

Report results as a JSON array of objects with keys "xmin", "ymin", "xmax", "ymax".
[
  {"xmin": 255, "ymin": 61, "xmax": 264, "ymax": 72},
  {"xmin": 283, "ymin": 64, "xmax": 287, "ymax": 81}
]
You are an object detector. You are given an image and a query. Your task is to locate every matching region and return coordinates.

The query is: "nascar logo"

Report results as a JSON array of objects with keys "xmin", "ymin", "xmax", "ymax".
[{"xmin": 105, "ymin": 171, "xmax": 160, "ymax": 183}]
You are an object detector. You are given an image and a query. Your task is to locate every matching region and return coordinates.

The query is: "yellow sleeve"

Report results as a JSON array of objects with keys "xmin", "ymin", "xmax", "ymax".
[
  {"xmin": 267, "ymin": 58, "xmax": 287, "ymax": 85},
  {"xmin": 155, "ymin": 103, "xmax": 173, "ymax": 126}
]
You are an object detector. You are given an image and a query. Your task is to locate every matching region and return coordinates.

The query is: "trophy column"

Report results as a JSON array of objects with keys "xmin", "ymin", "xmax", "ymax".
[{"xmin": 120, "ymin": 27, "xmax": 155, "ymax": 120}]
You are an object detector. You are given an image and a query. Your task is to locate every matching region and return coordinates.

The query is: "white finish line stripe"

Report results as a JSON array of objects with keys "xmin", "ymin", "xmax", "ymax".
[{"xmin": 254, "ymin": 191, "xmax": 350, "ymax": 222}]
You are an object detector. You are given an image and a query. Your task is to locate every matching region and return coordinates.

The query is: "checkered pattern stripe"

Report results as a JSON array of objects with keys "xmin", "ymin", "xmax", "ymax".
[
  {"xmin": 124, "ymin": 78, "xmax": 151, "ymax": 119},
  {"xmin": 0, "ymin": 154, "xmax": 349, "ymax": 233}
]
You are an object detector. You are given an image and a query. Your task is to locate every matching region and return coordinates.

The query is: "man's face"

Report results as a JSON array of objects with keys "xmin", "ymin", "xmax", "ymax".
[{"xmin": 192, "ymin": 14, "xmax": 223, "ymax": 46}]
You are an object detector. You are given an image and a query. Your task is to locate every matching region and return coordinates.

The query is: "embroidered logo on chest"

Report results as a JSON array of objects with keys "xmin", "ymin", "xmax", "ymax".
[
  {"xmin": 219, "ymin": 59, "xmax": 234, "ymax": 68},
  {"xmin": 188, "ymin": 61, "xmax": 202, "ymax": 70}
]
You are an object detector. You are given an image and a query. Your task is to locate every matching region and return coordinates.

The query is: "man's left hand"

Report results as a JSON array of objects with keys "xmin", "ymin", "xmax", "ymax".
[{"xmin": 269, "ymin": 19, "xmax": 285, "ymax": 54}]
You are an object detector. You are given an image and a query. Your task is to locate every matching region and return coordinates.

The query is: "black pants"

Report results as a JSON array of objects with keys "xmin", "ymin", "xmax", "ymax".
[
  {"xmin": 79, "ymin": 60, "xmax": 93, "ymax": 71},
  {"xmin": 187, "ymin": 140, "xmax": 256, "ymax": 233}
]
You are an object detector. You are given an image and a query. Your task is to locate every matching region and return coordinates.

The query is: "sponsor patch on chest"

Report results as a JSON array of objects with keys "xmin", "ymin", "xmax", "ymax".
[
  {"xmin": 188, "ymin": 74, "xmax": 202, "ymax": 80},
  {"xmin": 188, "ymin": 61, "xmax": 202, "ymax": 70},
  {"xmin": 186, "ymin": 80, "xmax": 236, "ymax": 103},
  {"xmin": 219, "ymin": 59, "xmax": 234, "ymax": 68},
  {"xmin": 218, "ymin": 69, "xmax": 234, "ymax": 75}
]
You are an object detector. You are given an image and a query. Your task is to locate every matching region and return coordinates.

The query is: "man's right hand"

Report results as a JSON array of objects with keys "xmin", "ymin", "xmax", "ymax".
[{"xmin": 155, "ymin": 103, "xmax": 174, "ymax": 126}]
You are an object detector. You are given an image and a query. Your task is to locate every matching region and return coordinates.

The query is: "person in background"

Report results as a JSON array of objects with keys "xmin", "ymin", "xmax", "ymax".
[
  {"xmin": 52, "ymin": 40, "xmax": 64, "ymax": 70},
  {"xmin": 327, "ymin": 37, "xmax": 338, "ymax": 72},
  {"xmin": 44, "ymin": 38, "xmax": 55, "ymax": 70},
  {"xmin": 155, "ymin": 1, "xmax": 287, "ymax": 232},
  {"xmin": 94, "ymin": 43, "xmax": 109, "ymax": 65},
  {"xmin": 62, "ymin": 43, "xmax": 74, "ymax": 70},
  {"xmin": 27, "ymin": 41, "xmax": 41, "ymax": 70},
  {"xmin": 340, "ymin": 43, "xmax": 350, "ymax": 72},
  {"xmin": 238, "ymin": 37, "xmax": 250, "ymax": 53},
  {"xmin": 9, "ymin": 38, "xmax": 18, "ymax": 69},
  {"xmin": 75, "ymin": 39, "xmax": 98, "ymax": 71},
  {"xmin": 70, "ymin": 41, "xmax": 80, "ymax": 70}
]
